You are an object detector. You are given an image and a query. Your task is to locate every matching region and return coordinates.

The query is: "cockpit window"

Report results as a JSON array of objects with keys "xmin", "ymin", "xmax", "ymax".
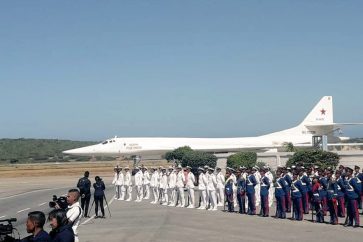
[{"xmin": 102, "ymin": 141, "xmax": 108, "ymax": 145}]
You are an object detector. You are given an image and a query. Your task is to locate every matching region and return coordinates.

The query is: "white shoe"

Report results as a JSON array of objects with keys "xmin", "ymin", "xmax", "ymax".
[
  {"xmin": 197, "ymin": 206, "xmax": 205, "ymax": 210},
  {"xmin": 187, "ymin": 205, "xmax": 195, "ymax": 209},
  {"xmin": 125, "ymin": 198, "xmax": 131, "ymax": 202},
  {"xmin": 217, "ymin": 203, "xmax": 223, "ymax": 207},
  {"xmin": 162, "ymin": 203, "xmax": 168, "ymax": 206},
  {"xmin": 118, "ymin": 198, "xmax": 123, "ymax": 201},
  {"xmin": 167, "ymin": 204, "xmax": 175, "ymax": 207},
  {"xmin": 210, "ymin": 207, "xmax": 218, "ymax": 211}
]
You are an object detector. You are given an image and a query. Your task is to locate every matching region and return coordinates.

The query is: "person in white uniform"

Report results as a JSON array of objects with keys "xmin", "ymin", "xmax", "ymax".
[
  {"xmin": 167, "ymin": 166, "xmax": 177, "ymax": 206},
  {"xmin": 175, "ymin": 165, "xmax": 186, "ymax": 207},
  {"xmin": 112, "ymin": 166, "xmax": 124, "ymax": 200},
  {"xmin": 197, "ymin": 167, "xmax": 207, "ymax": 209},
  {"xmin": 150, "ymin": 167, "xmax": 160, "ymax": 204},
  {"xmin": 124, "ymin": 166, "xmax": 132, "ymax": 201},
  {"xmin": 252, "ymin": 166, "xmax": 261, "ymax": 207},
  {"xmin": 159, "ymin": 167, "xmax": 169, "ymax": 205},
  {"xmin": 265, "ymin": 166, "xmax": 275, "ymax": 207},
  {"xmin": 216, "ymin": 167, "xmax": 225, "ymax": 206},
  {"xmin": 142, "ymin": 167, "xmax": 151, "ymax": 199},
  {"xmin": 185, "ymin": 166, "xmax": 196, "ymax": 208},
  {"xmin": 207, "ymin": 167, "xmax": 218, "ymax": 211},
  {"xmin": 134, "ymin": 167, "xmax": 143, "ymax": 202}
]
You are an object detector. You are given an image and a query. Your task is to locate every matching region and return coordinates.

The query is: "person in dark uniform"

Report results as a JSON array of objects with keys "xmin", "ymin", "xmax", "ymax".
[
  {"xmin": 20, "ymin": 211, "xmax": 50, "ymax": 242},
  {"xmin": 343, "ymin": 167, "xmax": 360, "ymax": 227},
  {"xmin": 76, "ymin": 171, "xmax": 91, "ymax": 217},
  {"xmin": 93, "ymin": 176, "xmax": 106, "ymax": 218},
  {"xmin": 236, "ymin": 168, "xmax": 246, "ymax": 214},
  {"xmin": 274, "ymin": 169, "xmax": 286, "ymax": 219},
  {"xmin": 326, "ymin": 170, "xmax": 338, "ymax": 225},
  {"xmin": 48, "ymin": 209, "xmax": 74, "ymax": 242},
  {"xmin": 335, "ymin": 170, "xmax": 346, "ymax": 218},
  {"xmin": 224, "ymin": 171, "xmax": 235, "ymax": 212}
]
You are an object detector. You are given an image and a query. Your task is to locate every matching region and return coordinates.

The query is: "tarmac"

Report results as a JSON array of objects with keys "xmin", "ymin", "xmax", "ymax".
[{"xmin": 1, "ymin": 176, "xmax": 363, "ymax": 242}]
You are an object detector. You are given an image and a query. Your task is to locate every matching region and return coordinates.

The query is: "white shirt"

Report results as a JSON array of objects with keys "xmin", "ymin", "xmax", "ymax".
[
  {"xmin": 67, "ymin": 201, "xmax": 82, "ymax": 236},
  {"xmin": 198, "ymin": 173, "xmax": 206, "ymax": 190},
  {"xmin": 207, "ymin": 173, "xmax": 217, "ymax": 191},
  {"xmin": 112, "ymin": 172, "xmax": 124, "ymax": 186},
  {"xmin": 124, "ymin": 171, "xmax": 132, "ymax": 186},
  {"xmin": 134, "ymin": 170, "xmax": 143, "ymax": 186},
  {"xmin": 143, "ymin": 171, "xmax": 150, "ymax": 185},
  {"xmin": 186, "ymin": 172, "xmax": 195, "ymax": 189},
  {"xmin": 150, "ymin": 172, "xmax": 159, "ymax": 187},
  {"xmin": 160, "ymin": 173, "xmax": 168, "ymax": 189},
  {"xmin": 216, "ymin": 172, "xmax": 225, "ymax": 188},
  {"xmin": 168, "ymin": 171, "xmax": 177, "ymax": 188},
  {"xmin": 266, "ymin": 171, "xmax": 274, "ymax": 186},
  {"xmin": 176, "ymin": 171, "xmax": 186, "ymax": 188}
]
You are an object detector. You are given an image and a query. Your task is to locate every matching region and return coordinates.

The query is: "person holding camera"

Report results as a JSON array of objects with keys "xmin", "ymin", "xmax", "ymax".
[
  {"xmin": 65, "ymin": 189, "xmax": 82, "ymax": 242},
  {"xmin": 76, "ymin": 171, "xmax": 91, "ymax": 218},
  {"xmin": 48, "ymin": 209, "xmax": 74, "ymax": 242},
  {"xmin": 93, "ymin": 176, "xmax": 106, "ymax": 218}
]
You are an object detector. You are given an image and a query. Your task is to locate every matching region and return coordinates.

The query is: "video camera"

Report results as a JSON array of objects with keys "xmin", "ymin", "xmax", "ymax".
[
  {"xmin": 0, "ymin": 218, "xmax": 16, "ymax": 236},
  {"xmin": 49, "ymin": 195, "xmax": 68, "ymax": 210}
]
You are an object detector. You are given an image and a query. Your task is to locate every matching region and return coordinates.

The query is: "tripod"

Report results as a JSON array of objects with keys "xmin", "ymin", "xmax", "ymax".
[{"xmin": 88, "ymin": 195, "xmax": 112, "ymax": 218}]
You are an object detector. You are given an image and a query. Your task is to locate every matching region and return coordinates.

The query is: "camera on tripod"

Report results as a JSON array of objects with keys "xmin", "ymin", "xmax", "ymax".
[
  {"xmin": 49, "ymin": 195, "xmax": 68, "ymax": 210},
  {"xmin": 0, "ymin": 218, "xmax": 17, "ymax": 242}
]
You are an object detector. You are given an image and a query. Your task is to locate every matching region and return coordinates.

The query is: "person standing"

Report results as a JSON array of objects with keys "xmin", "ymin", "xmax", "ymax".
[
  {"xmin": 207, "ymin": 167, "xmax": 218, "ymax": 211},
  {"xmin": 93, "ymin": 176, "xmax": 105, "ymax": 218},
  {"xmin": 150, "ymin": 167, "xmax": 160, "ymax": 204},
  {"xmin": 225, "ymin": 171, "xmax": 235, "ymax": 212},
  {"xmin": 167, "ymin": 167, "xmax": 177, "ymax": 206},
  {"xmin": 326, "ymin": 170, "xmax": 338, "ymax": 225},
  {"xmin": 291, "ymin": 173, "xmax": 304, "ymax": 221},
  {"xmin": 124, "ymin": 167, "xmax": 132, "ymax": 201},
  {"xmin": 343, "ymin": 167, "xmax": 360, "ymax": 227},
  {"xmin": 76, "ymin": 171, "xmax": 91, "ymax": 218},
  {"xmin": 197, "ymin": 167, "xmax": 207, "ymax": 209},
  {"xmin": 185, "ymin": 166, "xmax": 196, "ymax": 208},
  {"xmin": 236, "ymin": 168, "xmax": 246, "ymax": 214},
  {"xmin": 65, "ymin": 189, "xmax": 82, "ymax": 242},
  {"xmin": 134, "ymin": 167, "xmax": 143, "ymax": 202},
  {"xmin": 159, "ymin": 167, "xmax": 169, "ymax": 205},
  {"xmin": 216, "ymin": 167, "xmax": 225, "ymax": 207},
  {"xmin": 274, "ymin": 170, "xmax": 286, "ymax": 219},
  {"xmin": 259, "ymin": 169, "xmax": 270, "ymax": 217},
  {"xmin": 175, "ymin": 165, "xmax": 186, "ymax": 207},
  {"xmin": 112, "ymin": 166, "xmax": 124, "ymax": 201},
  {"xmin": 246, "ymin": 168, "xmax": 257, "ymax": 215},
  {"xmin": 265, "ymin": 166, "xmax": 275, "ymax": 209},
  {"xmin": 335, "ymin": 170, "xmax": 346, "ymax": 217},
  {"xmin": 142, "ymin": 167, "xmax": 151, "ymax": 199}
]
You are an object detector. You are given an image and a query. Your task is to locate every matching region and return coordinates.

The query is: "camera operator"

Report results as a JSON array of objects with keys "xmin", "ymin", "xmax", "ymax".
[
  {"xmin": 65, "ymin": 190, "xmax": 82, "ymax": 242},
  {"xmin": 48, "ymin": 209, "xmax": 74, "ymax": 242},
  {"xmin": 76, "ymin": 171, "xmax": 91, "ymax": 218},
  {"xmin": 20, "ymin": 211, "xmax": 50, "ymax": 242},
  {"xmin": 93, "ymin": 176, "xmax": 106, "ymax": 218}
]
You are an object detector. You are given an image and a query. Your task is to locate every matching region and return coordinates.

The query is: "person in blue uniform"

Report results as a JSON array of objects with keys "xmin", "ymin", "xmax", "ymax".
[
  {"xmin": 283, "ymin": 168, "xmax": 292, "ymax": 213},
  {"xmin": 354, "ymin": 165, "xmax": 363, "ymax": 211},
  {"xmin": 335, "ymin": 170, "xmax": 346, "ymax": 218},
  {"xmin": 259, "ymin": 169, "xmax": 270, "ymax": 217},
  {"xmin": 299, "ymin": 169, "xmax": 311, "ymax": 214},
  {"xmin": 236, "ymin": 168, "xmax": 246, "ymax": 214},
  {"xmin": 274, "ymin": 170, "xmax": 286, "ymax": 219},
  {"xmin": 318, "ymin": 170, "xmax": 328, "ymax": 216},
  {"xmin": 311, "ymin": 176, "xmax": 324, "ymax": 223},
  {"xmin": 93, "ymin": 176, "xmax": 106, "ymax": 218},
  {"xmin": 224, "ymin": 171, "xmax": 235, "ymax": 212},
  {"xmin": 291, "ymin": 172, "xmax": 304, "ymax": 221},
  {"xmin": 246, "ymin": 168, "xmax": 257, "ymax": 215},
  {"xmin": 343, "ymin": 167, "xmax": 360, "ymax": 227},
  {"xmin": 326, "ymin": 170, "xmax": 338, "ymax": 225}
]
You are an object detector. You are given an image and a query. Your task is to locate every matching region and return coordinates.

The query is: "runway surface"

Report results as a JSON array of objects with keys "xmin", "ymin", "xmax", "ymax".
[{"xmin": 1, "ymin": 176, "xmax": 362, "ymax": 242}]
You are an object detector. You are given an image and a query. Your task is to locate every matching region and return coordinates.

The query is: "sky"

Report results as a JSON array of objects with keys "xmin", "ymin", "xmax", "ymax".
[{"xmin": 1, "ymin": 1, "xmax": 363, "ymax": 141}]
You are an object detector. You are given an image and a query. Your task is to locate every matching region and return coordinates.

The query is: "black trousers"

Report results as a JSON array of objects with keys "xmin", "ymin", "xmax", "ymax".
[
  {"xmin": 81, "ymin": 193, "xmax": 91, "ymax": 216},
  {"xmin": 95, "ymin": 195, "xmax": 105, "ymax": 216}
]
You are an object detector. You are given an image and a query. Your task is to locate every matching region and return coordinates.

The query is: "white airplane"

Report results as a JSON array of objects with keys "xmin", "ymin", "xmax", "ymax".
[{"xmin": 63, "ymin": 96, "xmax": 363, "ymax": 159}]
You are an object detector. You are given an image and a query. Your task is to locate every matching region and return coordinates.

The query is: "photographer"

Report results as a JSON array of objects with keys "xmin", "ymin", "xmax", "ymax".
[
  {"xmin": 93, "ymin": 176, "xmax": 106, "ymax": 218},
  {"xmin": 76, "ymin": 171, "xmax": 91, "ymax": 218},
  {"xmin": 65, "ymin": 190, "xmax": 82, "ymax": 242},
  {"xmin": 48, "ymin": 209, "xmax": 74, "ymax": 242},
  {"xmin": 21, "ymin": 211, "xmax": 50, "ymax": 242}
]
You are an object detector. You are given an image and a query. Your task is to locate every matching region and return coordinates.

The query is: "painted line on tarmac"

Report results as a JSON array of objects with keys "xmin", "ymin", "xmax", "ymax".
[
  {"xmin": 81, "ymin": 196, "xmax": 115, "ymax": 226},
  {"xmin": 38, "ymin": 202, "xmax": 47, "ymax": 206},
  {"xmin": 17, "ymin": 208, "xmax": 30, "ymax": 214},
  {"xmin": 0, "ymin": 186, "xmax": 70, "ymax": 200},
  {"xmin": 0, "ymin": 215, "xmax": 6, "ymax": 219}
]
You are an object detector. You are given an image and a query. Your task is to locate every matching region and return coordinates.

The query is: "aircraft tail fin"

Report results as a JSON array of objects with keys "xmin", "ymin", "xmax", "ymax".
[{"xmin": 300, "ymin": 96, "xmax": 333, "ymax": 125}]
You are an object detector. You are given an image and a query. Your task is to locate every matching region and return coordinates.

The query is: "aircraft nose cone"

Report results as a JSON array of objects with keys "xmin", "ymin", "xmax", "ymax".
[{"xmin": 63, "ymin": 147, "xmax": 92, "ymax": 156}]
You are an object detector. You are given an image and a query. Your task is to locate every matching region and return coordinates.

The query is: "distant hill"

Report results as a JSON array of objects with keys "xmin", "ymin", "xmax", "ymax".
[{"xmin": 0, "ymin": 138, "xmax": 99, "ymax": 164}]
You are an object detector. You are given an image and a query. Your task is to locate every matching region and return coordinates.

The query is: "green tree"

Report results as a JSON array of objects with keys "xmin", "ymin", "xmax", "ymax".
[
  {"xmin": 227, "ymin": 151, "xmax": 257, "ymax": 169},
  {"xmin": 286, "ymin": 149, "xmax": 340, "ymax": 169},
  {"xmin": 283, "ymin": 142, "xmax": 296, "ymax": 152},
  {"xmin": 165, "ymin": 146, "xmax": 193, "ymax": 162},
  {"xmin": 181, "ymin": 151, "xmax": 217, "ymax": 168}
]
